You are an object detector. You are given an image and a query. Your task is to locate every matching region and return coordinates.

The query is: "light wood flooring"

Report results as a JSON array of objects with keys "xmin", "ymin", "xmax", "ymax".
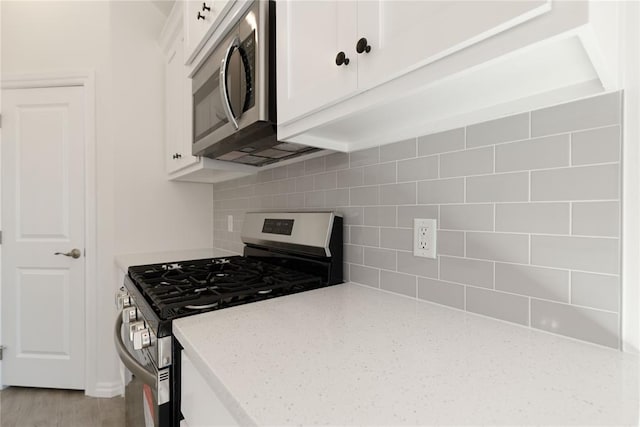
[{"xmin": 0, "ymin": 387, "xmax": 124, "ymax": 427}]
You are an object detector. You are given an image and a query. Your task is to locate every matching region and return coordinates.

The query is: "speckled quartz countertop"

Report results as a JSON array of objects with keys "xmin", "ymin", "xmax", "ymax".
[
  {"xmin": 173, "ymin": 283, "xmax": 638, "ymax": 426},
  {"xmin": 114, "ymin": 248, "xmax": 238, "ymax": 272}
]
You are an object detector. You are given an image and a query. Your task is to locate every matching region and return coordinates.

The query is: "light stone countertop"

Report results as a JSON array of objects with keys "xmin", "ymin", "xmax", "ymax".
[
  {"xmin": 114, "ymin": 248, "xmax": 238, "ymax": 272},
  {"xmin": 173, "ymin": 283, "xmax": 639, "ymax": 426}
]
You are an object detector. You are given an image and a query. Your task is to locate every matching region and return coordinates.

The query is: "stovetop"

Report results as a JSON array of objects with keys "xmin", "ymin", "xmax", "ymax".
[{"xmin": 127, "ymin": 256, "xmax": 323, "ymax": 322}]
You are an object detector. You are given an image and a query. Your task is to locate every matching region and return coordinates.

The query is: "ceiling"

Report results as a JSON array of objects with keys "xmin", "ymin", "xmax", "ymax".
[{"xmin": 150, "ymin": 0, "xmax": 175, "ymax": 17}]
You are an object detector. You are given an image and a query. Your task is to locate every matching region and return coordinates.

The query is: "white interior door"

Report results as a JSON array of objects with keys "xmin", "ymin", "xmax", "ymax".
[{"xmin": 2, "ymin": 86, "xmax": 86, "ymax": 389}]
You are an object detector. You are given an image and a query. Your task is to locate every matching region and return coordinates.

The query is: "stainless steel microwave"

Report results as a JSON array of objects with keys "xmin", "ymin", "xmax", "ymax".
[{"xmin": 191, "ymin": 0, "xmax": 318, "ymax": 167}]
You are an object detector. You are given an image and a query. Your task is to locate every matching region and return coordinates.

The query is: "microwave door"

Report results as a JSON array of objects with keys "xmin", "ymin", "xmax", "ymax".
[
  {"xmin": 220, "ymin": 37, "xmax": 248, "ymax": 129},
  {"xmin": 193, "ymin": 72, "xmax": 228, "ymax": 142}
]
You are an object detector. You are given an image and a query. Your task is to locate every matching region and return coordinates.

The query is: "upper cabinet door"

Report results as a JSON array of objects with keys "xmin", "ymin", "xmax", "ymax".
[
  {"xmin": 357, "ymin": 0, "xmax": 551, "ymax": 88},
  {"xmin": 277, "ymin": 1, "xmax": 358, "ymax": 125}
]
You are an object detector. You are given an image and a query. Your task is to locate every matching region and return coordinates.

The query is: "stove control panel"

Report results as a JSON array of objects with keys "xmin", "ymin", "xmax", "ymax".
[
  {"xmin": 133, "ymin": 328, "xmax": 152, "ymax": 350},
  {"xmin": 122, "ymin": 307, "xmax": 138, "ymax": 323},
  {"xmin": 116, "ymin": 288, "xmax": 131, "ymax": 309}
]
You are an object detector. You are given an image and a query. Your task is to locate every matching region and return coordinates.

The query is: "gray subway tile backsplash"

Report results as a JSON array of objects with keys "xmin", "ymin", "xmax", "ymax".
[
  {"xmin": 466, "ymin": 112, "xmax": 529, "ymax": 148},
  {"xmin": 440, "ymin": 146, "xmax": 493, "ymax": 178},
  {"xmin": 397, "ymin": 251, "xmax": 438, "ymax": 278},
  {"xmin": 440, "ymin": 256, "xmax": 493, "ymax": 289},
  {"xmin": 397, "ymin": 156, "xmax": 438, "ymax": 182},
  {"xmin": 364, "ymin": 162, "xmax": 397, "ymax": 185},
  {"xmin": 379, "ymin": 182, "xmax": 416, "ymax": 205},
  {"xmin": 397, "ymin": 205, "xmax": 438, "ymax": 228},
  {"xmin": 571, "ymin": 125, "xmax": 620, "ymax": 166},
  {"xmin": 495, "ymin": 202, "xmax": 570, "ymax": 234},
  {"xmin": 440, "ymin": 204, "xmax": 494, "ymax": 231},
  {"xmin": 418, "ymin": 127, "xmax": 465, "ymax": 156},
  {"xmin": 350, "ymin": 186, "xmax": 379, "ymax": 206},
  {"xmin": 466, "ymin": 287, "xmax": 530, "ymax": 326},
  {"xmin": 350, "ymin": 146, "xmax": 379, "ymax": 167},
  {"xmin": 495, "ymin": 263, "xmax": 569, "ymax": 302},
  {"xmin": 380, "ymin": 138, "xmax": 417, "ymax": 162},
  {"xmin": 417, "ymin": 278, "xmax": 465, "ymax": 309},
  {"xmin": 571, "ymin": 201, "xmax": 619, "ymax": 237},
  {"xmin": 466, "ymin": 232, "xmax": 529, "ymax": 264},
  {"xmin": 363, "ymin": 206, "xmax": 396, "ymax": 227},
  {"xmin": 571, "ymin": 271, "xmax": 620, "ymax": 312},
  {"xmin": 495, "ymin": 134, "xmax": 570, "ymax": 172},
  {"xmin": 380, "ymin": 270, "xmax": 417, "ymax": 297},
  {"xmin": 531, "ymin": 164, "xmax": 619, "ymax": 201},
  {"xmin": 437, "ymin": 230, "xmax": 465, "ymax": 257},
  {"xmin": 530, "ymin": 299, "xmax": 619, "ymax": 348},
  {"xmin": 465, "ymin": 172, "xmax": 529, "ymax": 203},
  {"xmin": 212, "ymin": 92, "xmax": 622, "ymax": 348},
  {"xmin": 418, "ymin": 178, "xmax": 464, "ymax": 204},
  {"xmin": 364, "ymin": 247, "xmax": 397, "ymax": 271},
  {"xmin": 530, "ymin": 235, "xmax": 619, "ymax": 275},
  {"xmin": 531, "ymin": 91, "xmax": 620, "ymax": 137}
]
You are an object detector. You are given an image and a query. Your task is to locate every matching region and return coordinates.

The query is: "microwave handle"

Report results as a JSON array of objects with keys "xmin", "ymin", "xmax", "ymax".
[{"xmin": 220, "ymin": 36, "xmax": 241, "ymax": 130}]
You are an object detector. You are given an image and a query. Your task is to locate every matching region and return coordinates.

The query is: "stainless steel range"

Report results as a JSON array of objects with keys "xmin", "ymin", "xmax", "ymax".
[{"xmin": 114, "ymin": 211, "xmax": 343, "ymax": 427}]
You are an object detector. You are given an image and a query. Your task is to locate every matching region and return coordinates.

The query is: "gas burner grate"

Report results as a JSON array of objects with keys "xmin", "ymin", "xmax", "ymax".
[{"xmin": 128, "ymin": 256, "xmax": 322, "ymax": 320}]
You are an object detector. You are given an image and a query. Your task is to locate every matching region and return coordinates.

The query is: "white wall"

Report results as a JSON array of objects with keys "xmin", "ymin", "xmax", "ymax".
[
  {"xmin": 621, "ymin": 0, "xmax": 640, "ymax": 353},
  {"xmin": 1, "ymin": 0, "xmax": 214, "ymax": 395}
]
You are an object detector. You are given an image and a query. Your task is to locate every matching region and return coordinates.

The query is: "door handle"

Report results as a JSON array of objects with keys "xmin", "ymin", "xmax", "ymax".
[
  {"xmin": 54, "ymin": 248, "xmax": 82, "ymax": 259},
  {"xmin": 220, "ymin": 36, "xmax": 241, "ymax": 130}
]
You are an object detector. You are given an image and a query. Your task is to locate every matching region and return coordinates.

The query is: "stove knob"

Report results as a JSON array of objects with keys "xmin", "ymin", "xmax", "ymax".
[
  {"xmin": 122, "ymin": 307, "xmax": 138, "ymax": 324},
  {"xmin": 116, "ymin": 291, "xmax": 131, "ymax": 309},
  {"xmin": 129, "ymin": 320, "xmax": 146, "ymax": 341},
  {"xmin": 133, "ymin": 328, "xmax": 151, "ymax": 350}
]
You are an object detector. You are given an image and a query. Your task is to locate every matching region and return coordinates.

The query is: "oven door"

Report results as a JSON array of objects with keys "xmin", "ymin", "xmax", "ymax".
[{"xmin": 114, "ymin": 316, "xmax": 172, "ymax": 427}]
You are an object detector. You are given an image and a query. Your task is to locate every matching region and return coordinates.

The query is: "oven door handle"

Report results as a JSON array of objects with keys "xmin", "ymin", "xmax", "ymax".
[
  {"xmin": 220, "ymin": 36, "xmax": 241, "ymax": 130},
  {"xmin": 114, "ymin": 316, "xmax": 157, "ymax": 389}
]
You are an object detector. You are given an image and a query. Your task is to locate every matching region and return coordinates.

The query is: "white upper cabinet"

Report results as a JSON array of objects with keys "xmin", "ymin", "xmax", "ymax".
[
  {"xmin": 160, "ymin": 2, "xmax": 256, "ymax": 183},
  {"xmin": 184, "ymin": 0, "xmax": 232, "ymax": 64},
  {"xmin": 356, "ymin": 1, "xmax": 548, "ymax": 88},
  {"xmin": 277, "ymin": 1, "xmax": 621, "ymax": 152},
  {"xmin": 165, "ymin": 33, "xmax": 199, "ymax": 174},
  {"xmin": 277, "ymin": 1, "xmax": 358, "ymax": 124},
  {"xmin": 278, "ymin": 0, "xmax": 548, "ymax": 126}
]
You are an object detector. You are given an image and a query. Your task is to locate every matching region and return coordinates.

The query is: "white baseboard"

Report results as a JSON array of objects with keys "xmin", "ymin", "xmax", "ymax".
[{"xmin": 89, "ymin": 381, "xmax": 124, "ymax": 398}]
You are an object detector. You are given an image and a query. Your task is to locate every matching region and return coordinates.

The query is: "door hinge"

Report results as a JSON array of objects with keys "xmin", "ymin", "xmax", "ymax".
[
  {"xmin": 0, "ymin": 230, "xmax": 3, "ymax": 244},
  {"xmin": 0, "ymin": 346, "xmax": 4, "ymax": 361}
]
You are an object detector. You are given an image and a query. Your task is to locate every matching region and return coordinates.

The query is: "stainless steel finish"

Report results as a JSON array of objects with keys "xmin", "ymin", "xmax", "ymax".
[
  {"xmin": 129, "ymin": 321, "xmax": 146, "ymax": 341},
  {"xmin": 192, "ymin": 1, "xmax": 277, "ymax": 160},
  {"xmin": 220, "ymin": 36, "xmax": 241, "ymax": 130},
  {"xmin": 54, "ymin": 248, "xmax": 81, "ymax": 258},
  {"xmin": 133, "ymin": 328, "xmax": 152, "ymax": 350},
  {"xmin": 114, "ymin": 316, "xmax": 156, "ymax": 388},
  {"xmin": 241, "ymin": 211, "xmax": 338, "ymax": 257},
  {"xmin": 158, "ymin": 369, "xmax": 170, "ymax": 405},
  {"xmin": 157, "ymin": 336, "xmax": 172, "ymax": 369},
  {"xmin": 122, "ymin": 307, "xmax": 137, "ymax": 324}
]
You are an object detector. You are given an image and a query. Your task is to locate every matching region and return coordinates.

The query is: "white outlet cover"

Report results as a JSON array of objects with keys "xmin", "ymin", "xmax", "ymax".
[
  {"xmin": 227, "ymin": 215, "xmax": 233, "ymax": 232},
  {"xmin": 413, "ymin": 218, "xmax": 437, "ymax": 259}
]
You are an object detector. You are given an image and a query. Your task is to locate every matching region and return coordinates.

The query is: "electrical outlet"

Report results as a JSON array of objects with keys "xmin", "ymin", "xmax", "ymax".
[
  {"xmin": 227, "ymin": 215, "xmax": 233, "ymax": 232},
  {"xmin": 413, "ymin": 218, "xmax": 437, "ymax": 259}
]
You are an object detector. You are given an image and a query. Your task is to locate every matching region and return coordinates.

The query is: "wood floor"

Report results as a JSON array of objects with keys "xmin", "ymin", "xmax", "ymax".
[{"xmin": 0, "ymin": 387, "xmax": 124, "ymax": 427}]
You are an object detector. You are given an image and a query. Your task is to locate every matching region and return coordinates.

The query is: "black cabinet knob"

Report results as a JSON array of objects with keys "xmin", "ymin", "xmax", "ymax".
[
  {"xmin": 335, "ymin": 51, "xmax": 350, "ymax": 66},
  {"xmin": 202, "ymin": 3, "xmax": 211, "ymax": 12},
  {"xmin": 197, "ymin": 11, "xmax": 205, "ymax": 20},
  {"xmin": 356, "ymin": 37, "xmax": 371, "ymax": 54},
  {"xmin": 176, "ymin": 153, "xmax": 182, "ymax": 159}
]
